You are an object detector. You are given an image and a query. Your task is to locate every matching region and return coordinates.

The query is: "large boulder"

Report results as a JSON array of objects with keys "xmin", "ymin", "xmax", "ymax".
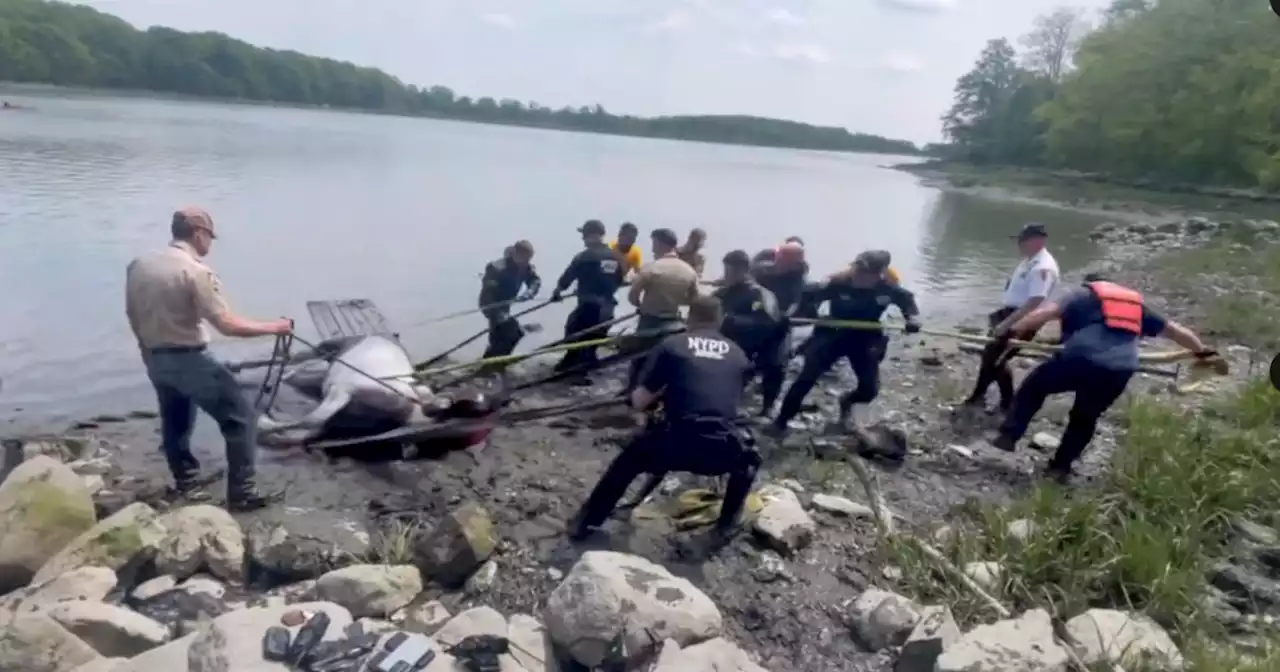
[
  {"xmin": 0, "ymin": 566, "xmax": 117, "ymax": 616},
  {"xmin": 154, "ymin": 505, "xmax": 246, "ymax": 583},
  {"xmin": 245, "ymin": 507, "xmax": 370, "ymax": 585},
  {"xmin": 1064, "ymin": 608, "xmax": 1184, "ymax": 669},
  {"xmin": 115, "ymin": 601, "xmax": 352, "ymax": 672},
  {"xmin": 544, "ymin": 551, "xmax": 722, "ymax": 668},
  {"xmin": 0, "ymin": 611, "xmax": 101, "ymax": 672},
  {"xmin": 651, "ymin": 638, "xmax": 768, "ymax": 672},
  {"xmin": 47, "ymin": 601, "xmax": 170, "ymax": 658},
  {"xmin": 0, "ymin": 455, "xmax": 97, "ymax": 592},
  {"xmin": 847, "ymin": 588, "xmax": 921, "ymax": 651},
  {"xmin": 936, "ymin": 608, "xmax": 1069, "ymax": 672},
  {"xmin": 33, "ymin": 502, "xmax": 165, "ymax": 585},
  {"xmin": 413, "ymin": 503, "xmax": 497, "ymax": 587},
  {"xmin": 314, "ymin": 564, "xmax": 423, "ymax": 618}
]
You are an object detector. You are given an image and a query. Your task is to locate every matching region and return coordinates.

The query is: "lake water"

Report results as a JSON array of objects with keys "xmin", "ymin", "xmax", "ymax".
[{"xmin": 0, "ymin": 89, "xmax": 1110, "ymax": 427}]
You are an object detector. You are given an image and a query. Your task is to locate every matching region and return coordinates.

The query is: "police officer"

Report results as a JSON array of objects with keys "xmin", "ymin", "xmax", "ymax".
[
  {"xmin": 964, "ymin": 223, "xmax": 1059, "ymax": 412},
  {"xmin": 751, "ymin": 241, "xmax": 811, "ymax": 411},
  {"xmin": 713, "ymin": 251, "xmax": 787, "ymax": 415},
  {"xmin": 552, "ymin": 220, "xmax": 627, "ymax": 385},
  {"xmin": 989, "ymin": 273, "xmax": 1216, "ymax": 483},
  {"xmin": 766, "ymin": 250, "xmax": 921, "ymax": 437},
  {"xmin": 125, "ymin": 208, "xmax": 292, "ymax": 511},
  {"xmin": 568, "ymin": 295, "xmax": 758, "ymax": 544},
  {"xmin": 478, "ymin": 240, "xmax": 541, "ymax": 365},
  {"xmin": 623, "ymin": 228, "xmax": 699, "ymax": 393}
]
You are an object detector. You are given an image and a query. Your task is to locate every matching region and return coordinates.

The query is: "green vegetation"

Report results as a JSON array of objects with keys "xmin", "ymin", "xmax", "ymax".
[
  {"xmin": 937, "ymin": 0, "xmax": 1280, "ymax": 190},
  {"xmin": 0, "ymin": 0, "xmax": 919, "ymax": 156},
  {"xmin": 1151, "ymin": 238, "xmax": 1280, "ymax": 351}
]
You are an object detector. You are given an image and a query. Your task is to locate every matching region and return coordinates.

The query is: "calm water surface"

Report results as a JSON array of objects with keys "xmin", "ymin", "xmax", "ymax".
[{"xmin": 0, "ymin": 90, "xmax": 1110, "ymax": 426}]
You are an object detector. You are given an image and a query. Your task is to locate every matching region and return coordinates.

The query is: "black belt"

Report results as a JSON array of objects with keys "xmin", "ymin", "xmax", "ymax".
[{"xmin": 147, "ymin": 344, "xmax": 207, "ymax": 354}]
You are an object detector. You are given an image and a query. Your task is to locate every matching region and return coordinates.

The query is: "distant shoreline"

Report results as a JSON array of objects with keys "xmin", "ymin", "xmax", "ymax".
[{"xmin": 1, "ymin": 82, "xmax": 923, "ymax": 159}]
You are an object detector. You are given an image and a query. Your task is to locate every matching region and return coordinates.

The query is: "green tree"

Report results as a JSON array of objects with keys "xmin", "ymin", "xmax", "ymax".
[{"xmin": 941, "ymin": 38, "xmax": 1045, "ymax": 165}]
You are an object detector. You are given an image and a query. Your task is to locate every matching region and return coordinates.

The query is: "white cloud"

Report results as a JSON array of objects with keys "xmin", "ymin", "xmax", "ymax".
[
  {"xmin": 766, "ymin": 8, "xmax": 805, "ymax": 26},
  {"xmin": 736, "ymin": 42, "xmax": 761, "ymax": 57},
  {"xmin": 877, "ymin": 0, "xmax": 957, "ymax": 12},
  {"xmin": 880, "ymin": 51, "xmax": 924, "ymax": 73},
  {"xmin": 479, "ymin": 12, "xmax": 516, "ymax": 29},
  {"xmin": 773, "ymin": 43, "xmax": 832, "ymax": 65},
  {"xmin": 654, "ymin": 9, "xmax": 692, "ymax": 32}
]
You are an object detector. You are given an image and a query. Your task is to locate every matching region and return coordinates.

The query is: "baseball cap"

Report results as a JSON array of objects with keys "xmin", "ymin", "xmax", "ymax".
[
  {"xmin": 1014, "ymin": 223, "xmax": 1048, "ymax": 241},
  {"xmin": 173, "ymin": 207, "xmax": 216, "ymax": 238},
  {"xmin": 651, "ymin": 228, "xmax": 678, "ymax": 247},
  {"xmin": 578, "ymin": 219, "xmax": 606, "ymax": 236},
  {"xmin": 784, "ymin": 236, "xmax": 805, "ymax": 247}
]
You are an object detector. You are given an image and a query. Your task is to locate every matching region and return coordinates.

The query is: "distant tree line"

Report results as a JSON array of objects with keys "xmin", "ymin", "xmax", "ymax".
[
  {"xmin": 0, "ymin": 0, "xmax": 920, "ymax": 156},
  {"xmin": 936, "ymin": 0, "xmax": 1280, "ymax": 190}
]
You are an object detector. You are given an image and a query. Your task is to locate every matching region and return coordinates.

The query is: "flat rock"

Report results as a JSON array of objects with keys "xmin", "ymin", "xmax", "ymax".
[
  {"xmin": 47, "ymin": 601, "xmax": 170, "ymax": 658},
  {"xmin": 896, "ymin": 605, "xmax": 960, "ymax": 672},
  {"xmin": 0, "ymin": 455, "xmax": 98, "ymax": 592},
  {"xmin": 33, "ymin": 502, "xmax": 165, "ymax": 585},
  {"xmin": 1065, "ymin": 608, "xmax": 1184, "ymax": 669},
  {"xmin": 810, "ymin": 494, "xmax": 874, "ymax": 518},
  {"xmin": 936, "ymin": 608, "xmax": 1069, "ymax": 672},
  {"xmin": 751, "ymin": 485, "xmax": 816, "ymax": 555},
  {"xmin": 0, "ymin": 566, "xmax": 118, "ymax": 616},
  {"xmin": 245, "ymin": 507, "xmax": 370, "ymax": 585},
  {"xmin": 115, "ymin": 601, "xmax": 352, "ymax": 672},
  {"xmin": 507, "ymin": 613, "xmax": 558, "ymax": 672},
  {"xmin": 132, "ymin": 575, "xmax": 177, "ymax": 601},
  {"xmin": 398, "ymin": 599, "xmax": 452, "ymax": 634},
  {"xmin": 69, "ymin": 658, "xmax": 128, "ymax": 672},
  {"xmin": 1030, "ymin": 432, "xmax": 1060, "ymax": 452},
  {"xmin": 434, "ymin": 606, "xmax": 507, "ymax": 647},
  {"xmin": 154, "ymin": 505, "xmax": 246, "ymax": 583},
  {"xmin": 544, "ymin": 550, "xmax": 722, "ymax": 668},
  {"xmin": 651, "ymin": 638, "xmax": 768, "ymax": 672},
  {"xmin": 129, "ymin": 583, "xmax": 233, "ymax": 637},
  {"xmin": 848, "ymin": 588, "xmax": 920, "ymax": 651},
  {"xmin": 315, "ymin": 564, "xmax": 423, "ymax": 618},
  {"xmin": 413, "ymin": 503, "xmax": 497, "ymax": 588},
  {"xmin": 0, "ymin": 611, "xmax": 101, "ymax": 672}
]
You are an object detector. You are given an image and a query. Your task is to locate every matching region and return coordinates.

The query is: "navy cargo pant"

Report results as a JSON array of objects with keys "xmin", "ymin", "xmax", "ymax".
[
  {"xmin": 574, "ymin": 417, "xmax": 760, "ymax": 533},
  {"xmin": 143, "ymin": 346, "xmax": 257, "ymax": 499},
  {"xmin": 623, "ymin": 314, "xmax": 685, "ymax": 393},
  {"xmin": 774, "ymin": 330, "xmax": 886, "ymax": 427},
  {"xmin": 752, "ymin": 327, "xmax": 791, "ymax": 416},
  {"xmin": 966, "ymin": 306, "xmax": 1041, "ymax": 409},
  {"xmin": 998, "ymin": 355, "xmax": 1132, "ymax": 473},
  {"xmin": 480, "ymin": 313, "xmax": 524, "ymax": 363},
  {"xmin": 553, "ymin": 299, "xmax": 615, "ymax": 376}
]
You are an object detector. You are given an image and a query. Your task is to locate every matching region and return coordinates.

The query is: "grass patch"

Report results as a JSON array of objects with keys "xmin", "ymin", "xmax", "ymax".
[
  {"xmin": 365, "ymin": 518, "xmax": 424, "ymax": 565},
  {"xmin": 1151, "ymin": 237, "xmax": 1280, "ymax": 350},
  {"xmin": 888, "ymin": 378, "xmax": 1280, "ymax": 662}
]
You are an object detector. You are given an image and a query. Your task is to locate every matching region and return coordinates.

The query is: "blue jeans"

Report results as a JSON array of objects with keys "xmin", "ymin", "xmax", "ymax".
[{"xmin": 143, "ymin": 347, "xmax": 257, "ymax": 498}]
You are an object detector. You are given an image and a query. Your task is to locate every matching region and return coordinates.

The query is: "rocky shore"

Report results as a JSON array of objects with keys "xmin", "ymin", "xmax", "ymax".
[{"xmin": 3, "ymin": 214, "xmax": 1278, "ymax": 670}]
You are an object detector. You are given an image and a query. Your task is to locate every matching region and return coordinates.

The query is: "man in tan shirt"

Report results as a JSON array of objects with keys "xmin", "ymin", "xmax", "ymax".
[
  {"xmin": 624, "ymin": 227, "xmax": 699, "ymax": 393},
  {"xmin": 125, "ymin": 207, "xmax": 293, "ymax": 511}
]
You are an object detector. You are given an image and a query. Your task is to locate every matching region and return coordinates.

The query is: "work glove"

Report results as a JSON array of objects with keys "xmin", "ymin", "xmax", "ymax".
[
  {"xmin": 550, "ymin": 290, "xmax": 564, "ymax": 303},
  {"xmin": 903, "ymin": 320, "xmax": 921, "ymax": 335}
]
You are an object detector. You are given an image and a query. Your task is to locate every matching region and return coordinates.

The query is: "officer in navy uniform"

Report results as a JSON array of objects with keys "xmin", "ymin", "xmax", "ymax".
[
  {"xmin": 989, "ymin": 273, "xmax": 1216, "ymax": 483},
  {"xmin": 713, "ymin": 250, "xmax": 786, "ymax": 413},
  {"xmin": 551, "ymin": 220, "xmax": 626, "ymax": 384},
  {"xmin": 766, "ymin": 250, "xmax": 921, "ymax": 436},
  {"xmin": 478, "ymin": 240, "xmax": 541, "ymax": 363},
  {"xmin": 568, "ymin": 295, "xmax": 759, "ymax": 544},
  {"xmin": 749, "ymin": 242, "xmax": 810, "ymax": 415}
]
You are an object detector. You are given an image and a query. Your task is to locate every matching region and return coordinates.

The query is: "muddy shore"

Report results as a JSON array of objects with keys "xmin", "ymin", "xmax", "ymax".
[{"xmin": 8, "ymin": 181, "xmax": 1280, "ymax": 670}]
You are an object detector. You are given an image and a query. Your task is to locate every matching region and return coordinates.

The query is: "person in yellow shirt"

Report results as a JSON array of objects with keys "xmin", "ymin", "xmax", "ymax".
[
  {"xmin": 829, "ymin": 251, "xmax": 901, "ymax": 285},
  {"xmin": 611, "ymin": 222, "xmax": 643, "ymax": 277}
]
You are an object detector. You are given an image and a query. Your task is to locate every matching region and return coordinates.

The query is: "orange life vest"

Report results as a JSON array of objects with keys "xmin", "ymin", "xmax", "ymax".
[{"xmin": 1087, "ymin": 281, "xmax": 1144, "ymax": 334}]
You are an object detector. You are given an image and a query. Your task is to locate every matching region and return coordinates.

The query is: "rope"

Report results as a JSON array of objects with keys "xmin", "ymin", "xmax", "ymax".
[
  {"xmin": 403, "ymin": 296, "xmax": 534, "ymax": 328},
  {"xmin": 288, "ymin": 333, "xmax": 430, "ymax": 407},
  {"xmin": 413, "ymin": 296, "xmax": 564, "ymax": 371},
  {"xmin": 251, "ymin": 332, "xmax": 293, "ymax": 413}
]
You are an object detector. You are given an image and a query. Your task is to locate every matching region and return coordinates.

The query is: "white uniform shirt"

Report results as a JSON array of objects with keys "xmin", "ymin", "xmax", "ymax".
[{"xmin": 1001, "ymin": 248, "xmax": 1059, "ymax": 308}]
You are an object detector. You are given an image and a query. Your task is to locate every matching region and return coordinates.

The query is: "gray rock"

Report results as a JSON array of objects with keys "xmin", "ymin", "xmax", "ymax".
[
  {"xmin": 315, "ymin": 564, "xmax": 423, "ymax": 618},
  {"xmin": 1006, "ymin": 518, "xmax": 1038, "ymax": 544},
  {"xmin": 47, "ymin": 601, "xmax": 170, "ymax": 658},
  {"xmin": 751, "ymin": 485, "xmax": 816, "ymax": 555},
  {"xmin": 433, "ymin": 606, "xmax": 507, "ymax": 647},
  {"xmin": 0, "ymin": 611, "xmax": 101, "ymax": 672},
  {"xmin": 398, "ymin": 599, "xmax": 452, "ymax": 634},
  {"xmin": 810, "ymin": 494, "xmax": 874, "ymax": 518},
  {"xmin": 1232, "ymin": 518, "xmax": 1279, "ymax": 546},
  {"xmin": 651, "ymin": 637, "xmax": 768, "ymax": 672},
  {"xmin": 69, "ymin": 658, "xmax": 128, "ymax": 672},
  {"xmin": 0, "ymin": 566, "xmax": 118, "ymax": 615},
  {"xmin": 115, "ymin": 601, "xmax": 352, "ymax": 672},
  {"xmin": 896, "ymin": 605, "xmax": 960, "ymax": 672},
  {"xmin": 0, "ymin": 456, "xmax": 98, "ymax": 592},
  {"xmin": 154, "ymin": 505, "xmax": 246, "ymax": 583},
  {"xmin": 507, "ymin": 614, "xmax": 557, "ymax": 672},
  {"xmin": 848, "ymin": 588, "xmax": 920, "ymax": 651},
  {"xmin": 543, "ymin": 550, "xmax": 722, "ymax": 668},
  {"xmin": 178, "ymin": 575, "xmax": 227, "ymax": 599},
  {"xmin": 245, "ymin": 507, "xmax": 370, "ymax": 584},
  {"xmin": 465, "ymin": 559, "xmax": 498, "ymax": 593},
  {"xmin": 962, "ymin": 562, "xmax": 1004, "ymax": 591},
  {"xmin": 1210, "ymin": 562, "xmax": 1280, "ymax": 608},
  {"xmin": 132, "ymin": 576, "xmax": 177, "ymax": 602},
  {"xmin": 1065, "ymin": 608, "xmax": 1184, "ymax": 669},
  {"xmin": 936, "ymin": 608, "xmax": 1069, "ymax": 672},
  {"xmin": 33, "ymin": 502, "xmax": 165, "ymax": 585},
  {"xmin": 130, "ymin": 583, "xmax": 232, "ymax": 637},
  {"xmin": 413, "ymin": 503, "xmax": 498, "ymax": 588},
  {"xmin": 1030, "ymin": 432, "xmax": 1060, "ymax": 452}
]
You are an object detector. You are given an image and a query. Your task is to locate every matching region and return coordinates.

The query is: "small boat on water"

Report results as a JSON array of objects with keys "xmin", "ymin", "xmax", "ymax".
[{"xmin": 1, "ymin": 101, "xmax": 32, "ymax": 111}]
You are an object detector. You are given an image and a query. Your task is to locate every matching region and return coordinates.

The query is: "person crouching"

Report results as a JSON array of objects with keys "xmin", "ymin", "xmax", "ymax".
[{"xmin": 567, "ymin": 295, "xmax": 760, "ymax": 545}]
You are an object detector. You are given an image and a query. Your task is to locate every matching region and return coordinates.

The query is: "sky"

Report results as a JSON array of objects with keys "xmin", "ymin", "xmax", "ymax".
[{"xmin": 73, "ymin": 0, "xmax": 1111, "ymax": 144}]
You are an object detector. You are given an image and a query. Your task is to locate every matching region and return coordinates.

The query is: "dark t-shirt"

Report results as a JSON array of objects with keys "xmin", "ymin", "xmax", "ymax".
[
  {"xmin": 556, "ymin": 243, "xmax": 626, "ymax": 304},
  {"xmin": 1059, "ymin": 287, "xmax": 1167, "ymax": 372},
  {"xmin": 637, "ymin": 328, "xmax": 752, "ymax": 420}
]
